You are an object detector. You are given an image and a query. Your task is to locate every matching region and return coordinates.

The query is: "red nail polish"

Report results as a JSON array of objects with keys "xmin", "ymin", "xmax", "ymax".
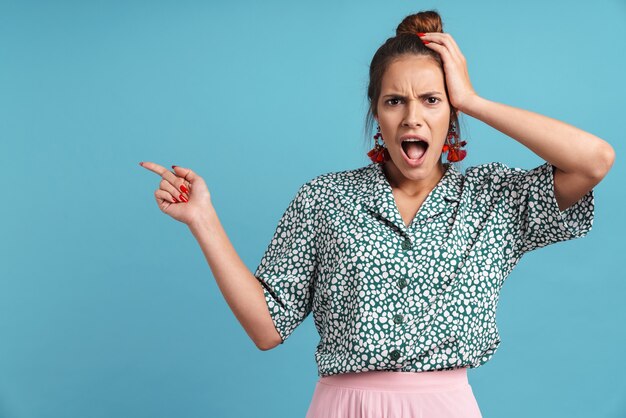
[
  {"xmin": 180, "ymin": 185, "xmax": 188, "ymax": 194},
  {"xmin": 179, "ymin": 194, "xmax": 187, "ymax": 202},
  {"xmin": 423, "ymin": 41, "xmax": 430, "ymax": 44},
  {"xmin": 172, "ymin": 165, "xmax": 177, "ymax": 169},
  {"xmin": 417, "ymin": 32, "xmax": 425, "ymax": 37}
]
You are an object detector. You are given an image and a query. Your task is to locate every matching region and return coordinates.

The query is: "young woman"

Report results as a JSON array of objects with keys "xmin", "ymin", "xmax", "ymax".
[{"xmin": 139, "ymin": 10, "xmax": 614, "ymax": 418}]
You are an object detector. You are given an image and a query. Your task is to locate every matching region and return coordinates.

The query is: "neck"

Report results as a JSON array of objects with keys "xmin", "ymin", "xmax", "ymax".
[{"xmin": 382, "ymin": 160, "xmax": 447, "ymax": 197}]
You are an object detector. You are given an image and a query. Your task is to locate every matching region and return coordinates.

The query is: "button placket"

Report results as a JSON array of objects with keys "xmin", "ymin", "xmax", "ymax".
[{"xmin": 391, "ymin": 231, "xmax": 413, "ymax": 366}]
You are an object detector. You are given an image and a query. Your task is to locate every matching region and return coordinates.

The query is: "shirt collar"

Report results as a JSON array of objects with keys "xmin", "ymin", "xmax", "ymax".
[{"xmin": 358, "ymin": 162, "xmax": 463, "ymax": 233}]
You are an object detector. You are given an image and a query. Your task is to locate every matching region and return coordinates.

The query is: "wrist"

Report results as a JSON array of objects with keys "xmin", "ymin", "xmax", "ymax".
[
  {"xmin": 457, "ymin": 93, "xmax": 483, "ymax": 117},
  {"xmin": 187, "ymin": 205, "xmax": 218, "ymax": 233}
]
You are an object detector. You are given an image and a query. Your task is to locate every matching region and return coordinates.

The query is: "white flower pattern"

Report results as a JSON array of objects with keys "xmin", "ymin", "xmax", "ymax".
[{"xmin": 254, "ymin": 161, "xmax": 594, "ymax": 377}]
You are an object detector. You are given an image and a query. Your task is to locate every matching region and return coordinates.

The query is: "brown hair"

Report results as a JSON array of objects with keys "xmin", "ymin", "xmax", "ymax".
[{"xmin": 363, "ymin": 10, "xmax": 464, "ymax": 165}]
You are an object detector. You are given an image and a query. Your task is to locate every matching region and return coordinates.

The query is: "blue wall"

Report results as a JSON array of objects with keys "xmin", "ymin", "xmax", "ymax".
[{"xmin": 1, "ymin": 0, "xmax": 624, "ymax": 417}]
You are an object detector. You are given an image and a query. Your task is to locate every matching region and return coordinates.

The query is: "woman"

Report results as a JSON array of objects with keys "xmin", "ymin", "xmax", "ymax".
[{"xmin": 139, "ymin": 10, "xmax": 614, "ymax": 418}]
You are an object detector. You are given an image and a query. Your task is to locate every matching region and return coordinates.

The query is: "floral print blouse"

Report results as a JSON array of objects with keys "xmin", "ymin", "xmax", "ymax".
[{"xmin": 253, "ymin": 161, "xmax": 595, "ymax": 377}]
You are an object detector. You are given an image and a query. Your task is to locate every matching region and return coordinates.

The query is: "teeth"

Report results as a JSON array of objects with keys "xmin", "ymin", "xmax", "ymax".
[{"xmin": 402, "ymin": 139, "xmax": 426, "ymax": 143}]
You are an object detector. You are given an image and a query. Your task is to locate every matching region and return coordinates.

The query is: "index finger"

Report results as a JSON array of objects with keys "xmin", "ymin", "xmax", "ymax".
[
  {"xmin": 139, "ymin": 161, "xmax": 186, "ymax": 187},
  {"xmin": 139, "ymin": 161, "xmax": 171, "ymax": 176}
]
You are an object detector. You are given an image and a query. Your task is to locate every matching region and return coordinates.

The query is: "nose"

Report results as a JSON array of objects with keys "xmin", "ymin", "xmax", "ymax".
[{"xmin": 401, "ymin": 100, "xmax": 424, "ymax": 128}]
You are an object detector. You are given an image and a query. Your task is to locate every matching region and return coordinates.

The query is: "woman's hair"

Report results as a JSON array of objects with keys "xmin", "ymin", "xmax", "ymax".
[{"xmin": 364, "ymin": 10, "xmax": 464, "ymax": 166}]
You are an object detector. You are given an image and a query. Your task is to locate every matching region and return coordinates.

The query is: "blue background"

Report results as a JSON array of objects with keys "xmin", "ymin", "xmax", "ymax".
[{"xmin": 1, "ymin": 0, "xmax": 624, "ymax": 417}]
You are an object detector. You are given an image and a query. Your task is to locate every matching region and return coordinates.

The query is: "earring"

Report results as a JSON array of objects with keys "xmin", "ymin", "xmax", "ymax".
[
  {"xmin": 367, "ymin": 124, "xmax": 390, "ymax": 164},
  {"xmin": 442, "ymin": 120, "xmax": 467, "ymax": 162}
]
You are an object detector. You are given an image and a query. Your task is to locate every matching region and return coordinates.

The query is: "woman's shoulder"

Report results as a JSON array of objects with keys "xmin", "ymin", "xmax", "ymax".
[
  {"xmin": 463, "ymin": 160, "xmax": 542, "ymax": 184},
  {"xmin": 292, "ymin": 163, "xmax": 377, "ymax": 209},
  {"xmin": 464, "ymin": 161, "xmax": 514, "ymax": 178},
  {"xmin": 303, "ymin": 163, "xmax": 375, "ymax": 191}
]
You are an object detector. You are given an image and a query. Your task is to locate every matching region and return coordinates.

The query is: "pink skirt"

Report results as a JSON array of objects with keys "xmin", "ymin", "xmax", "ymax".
[{"xmin": 305, "ymin": 367, "xmax": 483, "ymax": 418}]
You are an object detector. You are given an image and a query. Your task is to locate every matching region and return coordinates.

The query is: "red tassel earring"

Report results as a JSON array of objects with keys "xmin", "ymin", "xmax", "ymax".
[
  {"xmin": 367, "ymin": 124, "xmax": 390, "ymax": 164},
  {"xmin": 442, "ymin": 120, "xmax": 467, "ymax": 162}
]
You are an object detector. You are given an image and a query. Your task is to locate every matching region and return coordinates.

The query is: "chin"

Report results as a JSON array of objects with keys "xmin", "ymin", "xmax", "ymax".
[{"xmin": 390, "ymin": 154, "xmax": 434, "ymax": 178}]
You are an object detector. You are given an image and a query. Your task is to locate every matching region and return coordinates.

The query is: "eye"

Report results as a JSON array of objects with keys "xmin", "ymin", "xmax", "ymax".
[
  {"xmin": 426, "ymin": 97, "xmax": 441, "ymax": 104},
  {"xmin": 384, "ymin": 97, "xmax": 403, "ymax": 106}
]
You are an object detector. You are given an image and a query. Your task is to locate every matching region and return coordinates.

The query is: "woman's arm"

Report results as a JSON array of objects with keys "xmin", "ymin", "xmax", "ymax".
[
  {"xmin": 188, "ymin": 207, "xmax": 282, "ymax": 350},
  {"xmin": 139, "ymin": 161, "xmax": 281, "ymax": 350},
  {"xmin": 458, "ymin": 95, "xmax": 615, "ymax": 211},
  {"xmin": 418, "ymin": 31, "xmax": 615, "ymax": 212}
]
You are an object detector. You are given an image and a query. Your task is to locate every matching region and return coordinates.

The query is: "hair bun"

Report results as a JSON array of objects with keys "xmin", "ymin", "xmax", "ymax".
[{"xmin": 396, "ymin": 10, "xmax": 444, "ymax": 36}]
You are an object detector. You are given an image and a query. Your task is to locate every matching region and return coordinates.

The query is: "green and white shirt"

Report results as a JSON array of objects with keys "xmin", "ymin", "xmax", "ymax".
[{"xmin": 253, "ymin": 161, "xmax": 594, "ymax": 377}]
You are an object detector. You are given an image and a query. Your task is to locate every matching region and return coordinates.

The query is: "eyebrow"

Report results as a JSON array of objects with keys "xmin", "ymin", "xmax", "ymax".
[{"xmin": 382, "ymin": 91, "xmax": 443, "ymax": 99}]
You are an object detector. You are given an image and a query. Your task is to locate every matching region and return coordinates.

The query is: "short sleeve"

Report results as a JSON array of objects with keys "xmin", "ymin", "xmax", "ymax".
[
  {"xmin": 493, "ymin": 161, "xmax": 595, "ymax": 254},
  {"xmin": 253, "ymin": 182, "xmax": 319, "ymax": 344}
]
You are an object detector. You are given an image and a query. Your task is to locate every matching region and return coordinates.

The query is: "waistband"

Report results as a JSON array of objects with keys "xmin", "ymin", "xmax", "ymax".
[{"xmin": 318, "ymin": 367, "xmax": 469, "ymax": 392}]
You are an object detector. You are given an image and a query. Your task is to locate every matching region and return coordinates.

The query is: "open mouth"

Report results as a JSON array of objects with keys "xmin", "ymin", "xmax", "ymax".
[{"xmin": 401, "ymin": 139, "xmax": 429, "ymax": 160}]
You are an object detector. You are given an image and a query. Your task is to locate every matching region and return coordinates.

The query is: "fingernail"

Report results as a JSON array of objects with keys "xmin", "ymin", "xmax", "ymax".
[
  {"xmin": 173, "ymin": 196, "xmax": 179, "ymax": 202},
  {"xmin": 172, "ymin": 165, "xmax": 177, "ymax": 169},
  {"xmin": 180, "ymin": 185, "xmax": 188, "ymax": 194},
  {"xmin": 423, "ymin": 41, "xmax": 430, "ymax": 44},
  {"xmin": 417, "ymin": 32, "xmax": 425, "ymax": 37},
  {"xmin": 139, "ymin": 162, "xmax": 143, "ymax": 166},
  {"xmin": 179, "ymin": 194, "xmax": 187, "ymax": 202}
]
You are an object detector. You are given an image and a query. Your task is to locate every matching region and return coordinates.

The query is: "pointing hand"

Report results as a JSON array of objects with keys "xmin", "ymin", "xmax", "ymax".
[{"xmin": 139, "ymin": 162, "xmax": 213, "ymax": 225}]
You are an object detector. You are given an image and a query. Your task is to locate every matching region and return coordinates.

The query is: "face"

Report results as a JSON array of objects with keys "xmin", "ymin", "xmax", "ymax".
[{"xmin": 375, "ymin": 54, "xmax": 452, "ymax": 187}]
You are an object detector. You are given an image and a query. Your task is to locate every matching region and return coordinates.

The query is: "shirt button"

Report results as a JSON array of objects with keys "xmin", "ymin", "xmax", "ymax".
[
  {"xmin": 393, "ymin": 314, "xmax": 404, "ymax": 324},
  {"xmin": 401, "ymin": 238, "xmax": 412, "ymax": 250},
  {"xmin": 389, "ymin": 349, "xmax": 401, "ymax": 361},
  {"xmin": 397, "ymin": 278, "xmax": 408, "ymax": 289}
]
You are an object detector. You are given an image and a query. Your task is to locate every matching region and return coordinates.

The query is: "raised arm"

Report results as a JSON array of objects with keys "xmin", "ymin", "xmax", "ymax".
[
  {"xmin": 418, "ymin": 31, "xmax": 615, "ymax": 210},
  {"xmin": 139, "ymin": 162, "xmax": 281, "ymax": 350}
]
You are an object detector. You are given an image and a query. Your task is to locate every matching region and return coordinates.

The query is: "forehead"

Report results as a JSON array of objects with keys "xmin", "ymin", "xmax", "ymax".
[{"xmin": 381, "ymin": 55, "xmax": 445, "ymax": 93}]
